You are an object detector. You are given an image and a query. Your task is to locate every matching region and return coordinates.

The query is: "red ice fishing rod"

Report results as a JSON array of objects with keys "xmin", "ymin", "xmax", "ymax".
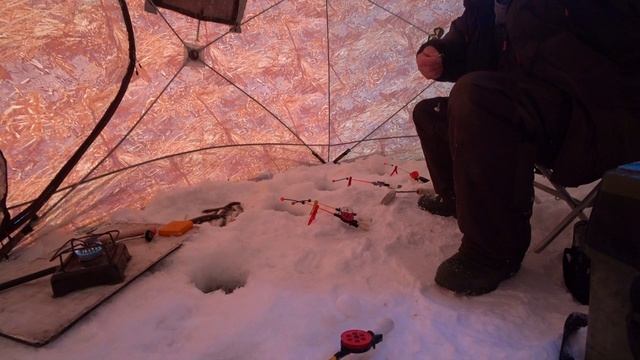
[
  {"xmin": 329, "ymin": 329, "xmax": 383, "ymax": 360},
  {"xmin": 328, "ymin": 318, "xmax": 394, "ymax": 360},
  {"xmin": 384, "ymin": 162, "xmax": 430, "ymax": 183},
  {"xmin": 279, "ymin": 197, "xmax": 361, "ymax": 228},
  {"xmin": 332, "ymin": 177, "xmax": 401, "ymax": 189}
]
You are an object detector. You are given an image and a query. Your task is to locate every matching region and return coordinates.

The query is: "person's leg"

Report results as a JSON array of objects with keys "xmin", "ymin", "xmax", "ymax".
[
  {"xmin": 412, "ymin": 97, "xmax": 457, "ymax": 217},
  {"xmin": 412, "ymin": 97, "xmax": 454, "ymax": 198},
  {"xmin": 449, "ymin": 72, "xmax": 536, "ymax": 265},
  {"xmin": 436, "ymin": 71, "xmax": 569, "ymax": 295}
]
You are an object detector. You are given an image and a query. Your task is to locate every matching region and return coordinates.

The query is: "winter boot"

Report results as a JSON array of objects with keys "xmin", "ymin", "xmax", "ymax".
[
  {"xmin": 434, "ymin": 251, "xmax": 521, "ymax": 295},
  {"xmin": 417, "ymin": 190, "xmax": 456, "ymax": 217}
]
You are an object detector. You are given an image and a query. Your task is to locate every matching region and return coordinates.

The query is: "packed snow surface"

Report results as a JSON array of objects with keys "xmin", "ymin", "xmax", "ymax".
[{"xmin": 2, "ymin": 156, "xmax": 588, "ymax": 359}]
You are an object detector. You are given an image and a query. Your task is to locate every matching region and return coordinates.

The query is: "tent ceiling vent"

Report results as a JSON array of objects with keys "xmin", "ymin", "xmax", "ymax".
[{"xmin": 184, "ymin": 45, "xmax": 204, "ymax": 65}]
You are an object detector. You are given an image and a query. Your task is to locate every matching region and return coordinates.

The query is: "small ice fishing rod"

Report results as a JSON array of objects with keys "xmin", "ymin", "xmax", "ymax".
[
  {"xmin": 329, "ymin": 329, "xmax": 383, "ymax": 360},
  {"xmin": 280, "ymin": 197, "xmax": 361, "ymax": 228},
  {"xmin": 384, "ymin": 162, "xmax": 430, "ymax": 183},
  {"xmin": 380, "ymin": 188, "xmax": 431, "ymax": 205},
  {"xmin": 328, "ymin": 318, "xmax": 393, "ymax": 360},
  {"xmin": 332, "ymin": 177, "xmax": 401, "ymax": 189}
]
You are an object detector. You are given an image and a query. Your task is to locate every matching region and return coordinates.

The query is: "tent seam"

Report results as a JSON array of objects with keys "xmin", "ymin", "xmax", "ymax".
[
  {"xmin": 199, "ymin": 60, "xmax": 325, "ymax": 163},
  {"xmin": 367, "ymin": 0, "xmax": 429, "ymax": 35}
]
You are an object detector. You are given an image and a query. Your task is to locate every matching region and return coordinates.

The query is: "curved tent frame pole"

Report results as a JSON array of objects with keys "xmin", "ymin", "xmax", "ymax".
[
  {"xmin": 0, "ymin": 0, "xmax": 137, "ymax": 259},
  {"xmin": 332, "ymin": 82, "xmax": 435, "ymax": 164},
  {"xmin": 0, "ymin": 151, "xmax": 9, "ymax": 248}
]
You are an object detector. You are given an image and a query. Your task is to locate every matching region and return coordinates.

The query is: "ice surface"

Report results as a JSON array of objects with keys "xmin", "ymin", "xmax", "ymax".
[{"xmin": 2, "ymin": 156, "xmax": 589, "ymax": 359}]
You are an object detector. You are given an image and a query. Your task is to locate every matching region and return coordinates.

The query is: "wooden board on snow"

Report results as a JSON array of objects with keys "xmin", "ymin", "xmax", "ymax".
[{"xmin": 0, "ymin": 236, "xmax": 183, "ymax": 346}]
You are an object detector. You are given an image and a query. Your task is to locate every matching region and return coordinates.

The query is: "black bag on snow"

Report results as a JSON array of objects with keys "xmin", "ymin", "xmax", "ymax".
[
  {"xmin": 563, "ymin": 220, "xmax": 591, "ymax": 305},
  {"xmin": 629, "ymin": 276, "xmax": 640, "ymax": 359}
]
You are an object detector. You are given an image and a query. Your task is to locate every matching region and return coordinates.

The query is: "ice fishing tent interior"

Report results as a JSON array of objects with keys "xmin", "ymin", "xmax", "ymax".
[{"xmin": 0, "ymin": 0, "xmax": 612, "ymax": 358}]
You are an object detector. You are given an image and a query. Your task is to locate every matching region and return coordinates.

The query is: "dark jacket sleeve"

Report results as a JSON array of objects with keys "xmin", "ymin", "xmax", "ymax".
[{"xmin": 417, "ymin": 10, "xmax": 471, "ymax": 82}]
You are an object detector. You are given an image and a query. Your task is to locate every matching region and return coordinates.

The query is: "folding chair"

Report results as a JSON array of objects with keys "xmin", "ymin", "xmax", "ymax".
[{"xmin": 532, "ymin": 165, "xmax": 601, "ymax": 253}]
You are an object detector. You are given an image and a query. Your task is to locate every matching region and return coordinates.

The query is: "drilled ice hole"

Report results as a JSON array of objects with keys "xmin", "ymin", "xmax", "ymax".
[
  {"xmin": 193, "ymin": 271, "xmax": 247, "ymax": 295},
  {"xmin": 190, "ymin": 251, "xmax": 248, "ymax": 295}
]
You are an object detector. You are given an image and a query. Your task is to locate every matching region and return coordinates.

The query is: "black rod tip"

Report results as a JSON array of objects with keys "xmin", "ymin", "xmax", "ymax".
[
  {"xmin": 311, "ymin": 151, "xmax": 326, "ymax": 164},
  {"xmin": 332, "ymin": 149, "xmax": 351, "ymax": 164}
]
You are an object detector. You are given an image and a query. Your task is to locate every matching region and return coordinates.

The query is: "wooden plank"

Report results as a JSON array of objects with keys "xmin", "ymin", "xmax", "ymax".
[{"xmin": 0, "ymin": 236, "xmax": 183, "ymax": 346}]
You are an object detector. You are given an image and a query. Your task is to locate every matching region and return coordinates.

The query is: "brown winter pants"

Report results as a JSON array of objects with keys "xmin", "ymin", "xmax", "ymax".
[{"xmin": 413, "ymin": 71, "xmax": 570, "ymax": 264}]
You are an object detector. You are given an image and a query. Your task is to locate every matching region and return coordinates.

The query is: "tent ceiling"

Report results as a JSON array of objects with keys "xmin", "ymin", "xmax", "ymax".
[{"xmin": 0, "ymin": 0, "xmax": 461, "ymax": 229}]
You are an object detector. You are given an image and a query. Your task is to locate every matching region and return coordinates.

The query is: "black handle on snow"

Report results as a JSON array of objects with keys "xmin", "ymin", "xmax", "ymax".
[
  {"xmin": 0, "ymin": 0, "xmax": 137, "ymax": 259},
  {"xmin": 191, "ymin": 202, "xmax": 242, "ymax": 225},
  {"xmin": 0, "ymin": 265, "xmax": 58, "ymax": 292},
  {"xmin": 558, "ymin": 312, "xmax": 588, "ymax": 360}
]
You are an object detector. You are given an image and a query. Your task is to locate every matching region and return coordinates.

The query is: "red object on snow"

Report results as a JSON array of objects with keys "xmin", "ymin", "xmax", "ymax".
[
  {"xmin": 409, "ymin": 171, "xmax": 420, "ymax": 180},
  {"xmin": 307, "ymin": 201, "xmax": 319, "ymax": 225},
  {"xmin": 339, "ymin": 211, "xmax": 356, "ymax": 222},
  {"xmin": 340, "ymin": 329, "xmax": 374, "ymax": 352},
  {"xmin": 347, "ymin": 176, "xmax": 352, "ymax": 186}
]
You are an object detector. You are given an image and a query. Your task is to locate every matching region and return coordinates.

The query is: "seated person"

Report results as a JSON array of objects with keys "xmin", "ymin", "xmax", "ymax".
[{"xmin": 412, "ymin": 0, "xmax": 640, "ymax": 295}]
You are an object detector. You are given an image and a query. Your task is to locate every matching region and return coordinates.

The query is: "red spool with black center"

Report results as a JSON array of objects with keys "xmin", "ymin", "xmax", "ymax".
[{"xmin": 340, "ymin": 329, "xmax": 373, "ymax": 353}]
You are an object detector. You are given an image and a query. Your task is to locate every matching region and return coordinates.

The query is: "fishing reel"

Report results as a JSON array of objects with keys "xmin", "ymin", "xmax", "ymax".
[
  {"xmin": 328, "ymin": 318, "xmax": 393, "ymax": 360},
  {"xmin": 330, "ymin": 329, "xmax": 383, "ymax": 360}
]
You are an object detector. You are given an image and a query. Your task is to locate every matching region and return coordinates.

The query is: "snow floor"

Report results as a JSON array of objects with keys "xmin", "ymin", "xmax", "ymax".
[{"xmin": 2, "ymin": 155, "xmax": 590, "ymax": 359}]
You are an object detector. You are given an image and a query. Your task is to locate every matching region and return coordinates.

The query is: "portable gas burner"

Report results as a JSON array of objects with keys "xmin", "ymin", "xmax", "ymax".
[{"xmin": 49, "ymin": 230, "xmax": 131, "ymax": 297}]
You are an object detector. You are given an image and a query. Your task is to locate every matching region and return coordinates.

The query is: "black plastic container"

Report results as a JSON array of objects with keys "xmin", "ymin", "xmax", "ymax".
[{"xmin": 586, "ymin": 162, "xmax": 640, "ymax": 360}]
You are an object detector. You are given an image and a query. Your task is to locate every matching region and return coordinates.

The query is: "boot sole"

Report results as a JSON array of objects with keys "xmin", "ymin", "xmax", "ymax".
[
  {"xmin": 417, "ymin": 204, "xmax": 456, "ymax": 218},
  {"xmin": 435, "ymin": 267, "xmax": 521, "ymax": 296}
]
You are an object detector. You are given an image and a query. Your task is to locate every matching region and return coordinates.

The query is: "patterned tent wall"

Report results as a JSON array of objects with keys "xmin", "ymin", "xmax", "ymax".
[{"xmin": 0, "ymin": 0, "xmax": 461, "ymax": 231}]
